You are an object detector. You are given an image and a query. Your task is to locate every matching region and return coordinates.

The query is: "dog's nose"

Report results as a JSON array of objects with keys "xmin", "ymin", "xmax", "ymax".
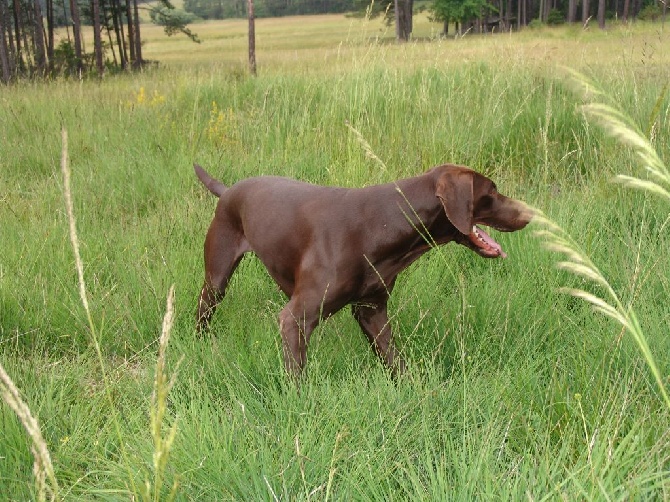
[{"xmin": 517, "ymin": 203, "xmax": 535, "ymax": 225}]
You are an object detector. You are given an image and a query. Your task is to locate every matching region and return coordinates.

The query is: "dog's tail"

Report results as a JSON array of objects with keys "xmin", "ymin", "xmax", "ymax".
[{"xmin": 194, "ymin": 163, "xmax": 227, "ymax": 198}]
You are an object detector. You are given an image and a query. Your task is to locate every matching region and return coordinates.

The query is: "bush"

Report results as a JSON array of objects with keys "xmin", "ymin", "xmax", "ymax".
[
  {"xmin": 53, "ymin": 40, "xmax": 78, "ymax": 75},
  {"xmin": 547, "ymin": 8, "xmax": 565, "ymax": 25},
  {"xmin": 637, "ymin": 4, "xmax": 662, "ymax": 21}
]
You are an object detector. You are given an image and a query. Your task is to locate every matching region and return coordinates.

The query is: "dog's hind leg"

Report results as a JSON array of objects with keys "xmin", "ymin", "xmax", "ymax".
[{"xmin": 196, "ymin": 220, "xmax": 249, "ymax": 333}]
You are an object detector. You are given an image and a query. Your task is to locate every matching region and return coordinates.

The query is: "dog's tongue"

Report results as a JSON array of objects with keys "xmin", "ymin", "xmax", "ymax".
[{"xmin": 469, "ymin": 225, "xmax": 507, "ymax": 258}]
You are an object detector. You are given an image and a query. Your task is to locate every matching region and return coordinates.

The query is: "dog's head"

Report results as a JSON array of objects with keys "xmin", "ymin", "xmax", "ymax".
[{"xmin": 434, "ymin": 165, "xmax": 533, "ymax": 258}]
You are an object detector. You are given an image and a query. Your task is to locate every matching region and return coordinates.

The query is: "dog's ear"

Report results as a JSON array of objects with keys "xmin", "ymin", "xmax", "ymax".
[{"xmin": 435, "ymin": 169, "xmax": 474, "ymax": 235}]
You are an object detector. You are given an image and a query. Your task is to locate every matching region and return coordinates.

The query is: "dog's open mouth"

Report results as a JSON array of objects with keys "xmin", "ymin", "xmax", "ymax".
[{"xmin": 469, "ymin": 225, "xmax": 507, "ymax": 258}]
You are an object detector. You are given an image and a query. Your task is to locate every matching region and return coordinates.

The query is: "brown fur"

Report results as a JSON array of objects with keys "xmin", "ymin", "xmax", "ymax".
[{"xmin": 194, "ymin": 163, "xmax": 532, "ymax": 377}]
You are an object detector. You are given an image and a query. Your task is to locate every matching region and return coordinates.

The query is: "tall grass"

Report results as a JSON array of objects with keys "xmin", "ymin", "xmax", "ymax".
[
  {"xmin": 536, "ymin": 70, "xmax": 670, "ymax": 409},
  {"xmin": 0, "ymin": 365, "xmax": 58, "ymax": 501},
  {"xmin": 143, "ymin": 285, "xmax": 181, "ymax": 502},
  {"xmin": 60, "ymin": 127, "xmax": 139, "ymax": 496},
  {"xmin": 1, "ymin": 19, "xmax": 669, "ymax": 499},
  {"xmin": 0, "ymin": 130, "xmax": 182, "ymax": 499}
]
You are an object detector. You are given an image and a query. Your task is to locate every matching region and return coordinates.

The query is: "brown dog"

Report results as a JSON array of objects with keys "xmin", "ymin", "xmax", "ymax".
[{"xmin": 194, "ymin": 163, "xmax": 532, "ymax": 377}]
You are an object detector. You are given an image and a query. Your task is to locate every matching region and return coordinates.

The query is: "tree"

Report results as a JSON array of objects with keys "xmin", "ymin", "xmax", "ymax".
[
  {"xmin": 622, "ymin": 0, "xmax": 630, "ymax": 22},
  {"xmin": 350, "ymin": 0, "xmax": 414, "ymax": 40},
  {"xmin": 45, "ymin": 0, "xmax": 54, "ymax": 70},
  {"xmin": 0, "ymin": 0, "xmax": 10, "ymax": 82},
  {"xmin": 110, "ymin": 0, "xmax": 128, "ymax": 69},
  {"xmin": 597, "ymin": 0, "xmax": 605, "ymax": 28},
  {"xmin": 567, "ymin": 0, "xmax": 577, "ymax": 22},
  {"xmin": 582, "ymin": 0, "xmax": 590, "ymax": 24},
  {"xmin": 395, "ymin": 0, "xmax": 413, "ymax": 40},
  {"xmin": 183, "ymin": 0, "xmax": 353, "ymax": 19},
  {"xmin": 518, "ymin": 0, "xmax": 527, "ymax": 27},
  {"xmin": 150, "ymin": 2, "xmax": 200, "ymax": 42},
  {"xmin": 69, "ymin": 0, "xmax": 83, "ymax": 74},
  {"xmin": 0, "ymin": 0, "xmax": 200, "ymax": 82},
  {"xmin": 430, "ymin": 0, "xmax": 497, "ymax": 35},
  {"xmin": 431, "ymin": 0, "xmax": 464, "ymax": 33},
  {"xmin": 32, "ymin": 0, "xmax": 47, "ymax": 75},
  {"xmin": 92, "ymin": 0, "xmax": 104, "ymax": 75},
  {"xmin": 132, "ymin": 0, "xmax": 142, "ymax": 68}
]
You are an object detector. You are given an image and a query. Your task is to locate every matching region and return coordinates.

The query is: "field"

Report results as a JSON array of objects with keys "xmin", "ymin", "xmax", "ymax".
[{"xmin": 2, "ymin": 13, "xmax": 670, "ymax": 500}]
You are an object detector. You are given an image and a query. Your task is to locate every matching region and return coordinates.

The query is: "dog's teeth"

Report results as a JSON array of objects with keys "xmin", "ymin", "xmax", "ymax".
[{"xmin": 472, "ymin": 226, "xmax": 484, "ymax": 243}]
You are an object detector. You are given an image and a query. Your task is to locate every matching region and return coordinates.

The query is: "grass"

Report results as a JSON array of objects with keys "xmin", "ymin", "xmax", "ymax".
[{"xmin": 2, "ymin": 14, "xmax": 670, "ymax": 499}]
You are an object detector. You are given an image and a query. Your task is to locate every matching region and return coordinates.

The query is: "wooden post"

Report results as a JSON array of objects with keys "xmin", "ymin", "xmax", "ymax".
[{"xmin": 248, "ymin": 0, "xmax": 256, "ymax": 76}]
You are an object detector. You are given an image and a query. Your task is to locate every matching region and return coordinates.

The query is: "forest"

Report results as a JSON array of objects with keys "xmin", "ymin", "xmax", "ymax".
[
  {"xmin": 0, "ymin": 0, "xmax": 667, "ymax": 81},
  {"xmin": 0, "ymin": 0, "xmax": 194, "ymax": 81}
]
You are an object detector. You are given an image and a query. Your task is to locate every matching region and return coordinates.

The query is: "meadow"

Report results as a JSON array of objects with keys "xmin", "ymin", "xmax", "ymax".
[{"xmin": 1, "ymin": 13, "xmax": 670, "ymax": 500}]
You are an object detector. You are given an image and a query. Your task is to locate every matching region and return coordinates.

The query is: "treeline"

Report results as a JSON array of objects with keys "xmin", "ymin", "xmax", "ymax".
[
  {"xmin": 183, "ymin": 0, "xmax": 666, "ymax": 29},
  {"xmin": 183, "ymin": 0, "xmax": 354, "ymax": 19},
  {"xmin": 1, "ymin": 0, "xmax": 666, "ymax": 82},
  {"xmin": 0, "ymin": 0, "xmax": 196, "ymax": 82},
  {"xmin": 428, "ymin": 0, "xmax": 667, "ymax": 34}
]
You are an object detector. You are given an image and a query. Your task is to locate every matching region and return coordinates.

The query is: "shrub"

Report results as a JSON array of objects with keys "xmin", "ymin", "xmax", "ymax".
[
  {"xmin": 547, "ymin": 8, "xmax": 565, "ymax": 25},
  {"xmin": 637, "ymin": 4, "xmax": 662, "ymax": 21}
]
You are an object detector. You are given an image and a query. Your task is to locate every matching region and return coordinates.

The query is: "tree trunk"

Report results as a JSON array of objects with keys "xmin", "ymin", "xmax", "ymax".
[
  {"xmin": 32, "ymin": 0, "xmax": 47, "ymax": 75},
  {"xmin": 20, "ymin": 2, "xmax": 32, "ymax": 69},
  {"xmin": 498, "ymin": 0, "xmax": 504, "ymax": 31},
  {"xmin": 544, "ymin": 0, "xmax": 551, "ymax": 21},
  {"xmin": 395, "ymin": 0, "xmax": 413, "ymax": 41},
  {"xmin": 248, "ymin": 0, "xmax": 256, "ymax": 76},
  {"xmin": 12, "ymin": 0, "xmax": 23, "ymax": 70},
  {"xmin": 397, "ymin": 0, "xmax": 414, "ymax": 42},
  {"xmin": 597, "ymin": 0, "xmax": 605, "ymax": 28},
  {"xmin": 394, "ymin": 0, "xmax": 400, "ymax": 41},
  {"xmin": 110, "ymin": 0, "xmax": 126, "ymax": 69},
  {"xmin": 567, "ymin": 0, "xmax": 577, "ymax": 22},
  {"xmin": 126, "ymin": 0, "xmax": 135, "ymax": 63},
  {"xmin": 92, "ymin": 0, "xmax": 104, "ymax": 75},
  {"xmin": 101, "ymin": 0, "xmax": 118, "ymax": 67},
  {"xmin": 582, "ymin": 0, "xmax": 590, "ymax": 23},
  {"xmin": 630, "ymin": 0, "xmax": 637, "ymax": 17},
  {"xmin": 69, "ymin": 0, "xmax": 83, "ymax": 74},
  {"xmin": 622, "ymin": 0, "xmax": 630, "ymax": 21},
  {"xmin": 46, "ymin": 0, "xmax": 54, "ymax": 72},
  {"xmin": 0, "ymin": 0, "xmax": 11, "ymax": 82},
  {"xmin": 524, "ymin": 0, "xmax": 529, "ymax": 25},
  {"xmin": 662, "ymin": 0, "xmax": 667, "ymax": 24},
  {"xmin": 132, "ymin": 0, "xmax": 143, "ymax": 68},
  {"xmin": 5, "ymin": 3, "xmax": 16, "ymax": 74},
  {"xmin": 506, "ymin": 0, "xmax": 512, "ymax": 30}
]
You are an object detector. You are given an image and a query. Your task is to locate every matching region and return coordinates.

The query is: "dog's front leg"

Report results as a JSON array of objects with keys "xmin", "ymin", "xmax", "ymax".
[
  {"xmin": 352, "ymin": 301, "xmax": 406, "ymax": 377},
  {"xmin": 278, "ymin": 301, "xmax": 320, "ymax": 379}
]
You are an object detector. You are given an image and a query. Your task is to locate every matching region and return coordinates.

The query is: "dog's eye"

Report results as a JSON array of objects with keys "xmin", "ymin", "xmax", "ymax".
[{"xmin": 479, "ymin": 195, "xmax": 494, "ymax": 210}]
